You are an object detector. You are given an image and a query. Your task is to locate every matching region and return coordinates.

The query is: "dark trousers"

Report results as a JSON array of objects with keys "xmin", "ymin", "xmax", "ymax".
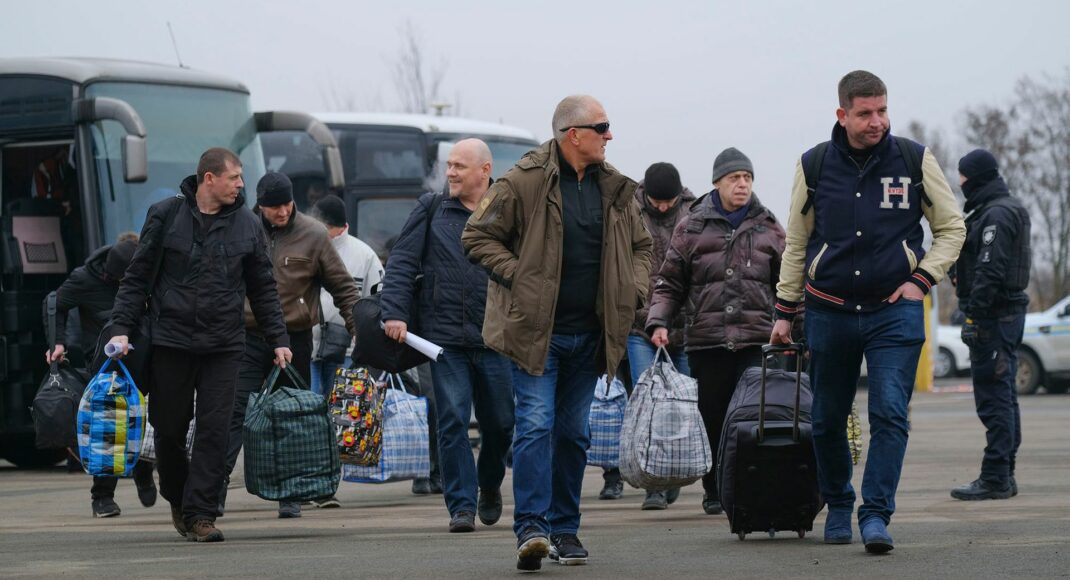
[
  {"xmin": 688, "ymin": 345, "xmax": 764, "ymax": 496},
  {"xmin": 969, "ymin": 313, "xmax": 1025, "ymax": 485},
  {"xmin": 91, "ymin": 460, "xmax": 154, "ymax": 500},
  {"xmin": 149, "ymin": 346, "xmax": 243, "ymax": 526},
  {"xmin": 224, "ymin": 329, "xmax": 313, "ymax": 485}
]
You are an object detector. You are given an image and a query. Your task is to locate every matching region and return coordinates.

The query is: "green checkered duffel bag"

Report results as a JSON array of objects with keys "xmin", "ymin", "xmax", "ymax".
[{"xmin": 243, "ymin": 365, "xmax": 340, "ymax": 502}]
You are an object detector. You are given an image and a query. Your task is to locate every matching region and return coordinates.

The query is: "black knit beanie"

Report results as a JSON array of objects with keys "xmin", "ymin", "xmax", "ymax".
[
  {"xmin": 958, "ymin": 149, "xmax": 1000, "ymax": 185},
  {"xmin": 644, "ymin": 162, "xmax": 683, "ymax": 201},
  {"xmin": 256, "ymin": 172, "xmax": 294, "ymax": 207}
]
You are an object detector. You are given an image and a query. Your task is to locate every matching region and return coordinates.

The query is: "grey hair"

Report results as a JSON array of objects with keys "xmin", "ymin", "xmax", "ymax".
[{"xmin": 552, "ymin": 95, "xmax": 598, "ymax": 144}]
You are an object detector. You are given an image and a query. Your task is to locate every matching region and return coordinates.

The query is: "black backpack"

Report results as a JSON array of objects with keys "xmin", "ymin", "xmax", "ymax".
[
  {"xmin": 350, "ymin": 194, "xmax": 443, "ymax": 373},
  {"xmin": 31, "ymin": 292, "xmax": 90, "ymax": 450},
  {"xmin": 800, "ymin": 136, "xmax": 931, "ymax": 215}
]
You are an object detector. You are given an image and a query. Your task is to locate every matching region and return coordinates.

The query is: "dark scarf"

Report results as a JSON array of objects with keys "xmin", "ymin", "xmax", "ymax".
[{"xmin": 710, "ymin": 190, "xmax": 751, "ymax": 229}]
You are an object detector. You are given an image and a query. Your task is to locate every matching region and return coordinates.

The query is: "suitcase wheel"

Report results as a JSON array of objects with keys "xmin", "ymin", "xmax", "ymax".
[
  {"xmin": 768, "ymin": 530, "xmax": 776, "ymax": 538},
  {"xmin": 737, "ymin": 532, "xmax": 746, "ymax": 541}
]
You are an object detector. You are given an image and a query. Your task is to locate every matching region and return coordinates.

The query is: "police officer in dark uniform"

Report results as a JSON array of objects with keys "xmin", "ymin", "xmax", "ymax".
[{"xmin": 950, "ymin": 149, "xmax": 1031, "ymax": 501}]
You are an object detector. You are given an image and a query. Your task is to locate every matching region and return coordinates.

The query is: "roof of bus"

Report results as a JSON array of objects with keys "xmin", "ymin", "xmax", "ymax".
[
  {"xmin": 312, "ymin": 112, "xmax": 540, "ymax": 142},
  {"xmin": 0, "ymin": 57, "xmax": 249, "ymax": 93}
]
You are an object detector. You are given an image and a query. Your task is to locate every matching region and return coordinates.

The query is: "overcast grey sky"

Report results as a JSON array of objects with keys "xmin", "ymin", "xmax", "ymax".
[{"xmin": 4, "ymin": 0, "xmax": 1068, "ymax": 218}]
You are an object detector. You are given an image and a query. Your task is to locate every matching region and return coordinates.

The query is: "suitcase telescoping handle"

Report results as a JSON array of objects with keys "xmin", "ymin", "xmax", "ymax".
[{"xmin": 758, "ymin": 343, "xmax": 805, "ymax": 444}]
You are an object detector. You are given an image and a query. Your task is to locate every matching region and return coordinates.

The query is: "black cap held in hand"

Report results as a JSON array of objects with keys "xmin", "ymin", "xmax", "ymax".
[
  {"xmin": 256, "ymin": 172, "xmax": 293, "ymax": 207},
  {"xmin": 644, "ymin": 162, "xmax": 683, "ymax": 201}
]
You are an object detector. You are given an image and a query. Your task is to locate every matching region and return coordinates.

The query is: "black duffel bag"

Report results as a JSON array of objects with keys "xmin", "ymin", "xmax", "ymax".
[
  {"xmin": 350, "ymin": 285, "xmax": 430, "ymax": 374},
  {"xmin": 31, "ymin": 293, "xmax": 89, "ymax": 450}
]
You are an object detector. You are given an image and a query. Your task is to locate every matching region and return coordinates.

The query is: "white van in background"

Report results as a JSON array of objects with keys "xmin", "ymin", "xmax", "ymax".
[{"xmin": 261, "ymin": 112, "xmax": 539, "ymax": 261}]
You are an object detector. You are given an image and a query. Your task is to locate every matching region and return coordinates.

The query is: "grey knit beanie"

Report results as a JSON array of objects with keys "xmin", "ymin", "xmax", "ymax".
[{"xmin": 711, "ymin": 147, "xmax": 754, "ymax": 184}]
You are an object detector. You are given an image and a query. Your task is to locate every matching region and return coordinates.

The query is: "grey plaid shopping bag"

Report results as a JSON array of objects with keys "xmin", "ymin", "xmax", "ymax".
[
  {"xmin": 619, "ymin": 347, "xmax": 711, "ymax": 490},
  {"xmin": 243, "ymin": 365, "xmax": 340, "ymax": 501},
  {"xmin": 587, "ymin": 374, "xmax": 627, "ymax": 469},
  {"xmin": 342, "ymin": 374, "xmax": 430, "ymax": 483}
]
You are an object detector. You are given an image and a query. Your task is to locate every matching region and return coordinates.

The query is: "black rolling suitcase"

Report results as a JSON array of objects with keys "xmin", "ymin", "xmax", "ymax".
[{"xmin": 717, "ymin": 343, "xmax": 823, "ymax": 540}]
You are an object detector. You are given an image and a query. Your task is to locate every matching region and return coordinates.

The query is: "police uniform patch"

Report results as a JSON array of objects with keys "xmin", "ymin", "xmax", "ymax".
[{"xmin": 982, "ymin": 225, "xmax": 996, "ymax": 245}]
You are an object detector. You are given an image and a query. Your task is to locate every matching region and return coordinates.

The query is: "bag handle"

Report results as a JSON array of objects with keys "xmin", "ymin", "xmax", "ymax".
[
  {"xmin": 94, "ymin": 357, "xmax": 138, "ymax": 393},
  {"xmin": 257, "ymin": 364, "xmax": 310, "ymax": 398},
  {"xmin": 653, "ymin": 345, "xmax": 678, "ymax": 372},
  {"xmin": 45, "ymin": 292, "xmax": 60, "ymax": 375},
  {"xmin": 758, "ymin": 342, "xmax": 805, "ymax": 443}
]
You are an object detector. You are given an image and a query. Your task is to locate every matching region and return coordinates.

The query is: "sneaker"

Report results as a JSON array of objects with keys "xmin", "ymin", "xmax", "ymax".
[
  {"xmin": 449, "ymin": 511, "xmax": 476, "ymax": 533},
  {"xmin": 187, "ymin": 519, "xmax": 224, "ymax": 543},
  {"xmin": 642, "ymin": 490, "xmax": 668, "ymax": 510},
  {"xmin": 278, "ymin": 501, "xmax": 302, "ymax": 519},
  {"xmin": 312, "ymin": 496, "xmax": 341, "ymax": 509},
  {"xmin": 598, "ymin": 480, "xmax": 623, "ymax": 500},
  {"xmin": 549, "ymin": 533, "xmax": 588, "ymax": 566},
  {"xmin": 950, "ymin": 478, "xmax": 1013, "ymax": 501},
  {"xmin": 411, "ymin": 478, "xmax": 432, "ymax": 495},
  {"xmin": 477, "ymin": 488, "xmax": 503, "ymax": 526},
  {"xmin": 702, "ymin": 493, "xmax": 722, "ymax": 515},
  {"xmin": 91, "ymin": 498, "xmax": 121, "ymax": 518},
  {"xmin": 170, "ymin": 505, "xmax": 187, "ymax": 537},
  {"xmin": 823, "ymin": 510, "xmax": 853, "ymax": 544},
  {"xmin": 860, "ymin": 518, "xmax": 893, "ymax": 554},
  {"xmin": 134, "ymin": 474, "xmax": 157, "ymax": 508},
  {"xmin": 665, "ymin": 487, "xmax": 681, "ymax": 505},
  {"xmin": 516, "ymin": 527, "xmax": 550, "ymax": 572}
]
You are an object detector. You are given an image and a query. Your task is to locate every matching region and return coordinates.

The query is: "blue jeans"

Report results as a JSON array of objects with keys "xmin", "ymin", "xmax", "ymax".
[
  {"xmin": 430, "ymin": 347, "xmax": 515, "ymax": 516},
  {"xmin": 805, "ymin": 300, "xmax": 925, "ymax": 526},
  {"xmin": 310, "ymin": 356, "xmax": 352, "ymax": 397},
  {"xmin": 511, "ymin": 333, "xmax": 599, "ymax": 537},
  {"xmin": 626, "ymin": 334, "xmax": 689, "ymax": 385}
]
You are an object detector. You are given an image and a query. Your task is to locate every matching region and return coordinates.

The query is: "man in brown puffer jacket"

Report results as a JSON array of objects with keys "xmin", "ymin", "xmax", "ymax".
[{"xmin": 646, "ymin": 147, "xmax": 785, "ymax": 516}]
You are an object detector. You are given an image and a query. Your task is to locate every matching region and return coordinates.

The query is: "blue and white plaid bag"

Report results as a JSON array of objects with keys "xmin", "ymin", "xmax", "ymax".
[
  {"xmin": 342, "ymin": 374, "xmax": 430, "ymax": 484},
  {"xmin": 620, "ymin": 347, "xmax": 711, "ymax": 490},
  {"xmin": 77, "ymin": 358, "xmax": 146, "ymax": 477},
  {"xmin": 587, "ymin": 374, "xmax": 627, "ymax": 468}
]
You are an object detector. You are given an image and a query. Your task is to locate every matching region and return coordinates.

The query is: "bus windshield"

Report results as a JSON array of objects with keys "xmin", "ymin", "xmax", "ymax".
[{"xmin": 86, "ymin": 82, "xmax": 266, "ymax": 242}]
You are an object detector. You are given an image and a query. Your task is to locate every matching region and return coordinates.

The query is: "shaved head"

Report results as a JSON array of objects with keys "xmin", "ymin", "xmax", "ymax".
[
  {"xmin": 452, "ymin": 138, "xmax": 492, "ymax": 165},
  {"xmin": 446, "ymin": 138, "xmax": 493, "ymax": 203}
]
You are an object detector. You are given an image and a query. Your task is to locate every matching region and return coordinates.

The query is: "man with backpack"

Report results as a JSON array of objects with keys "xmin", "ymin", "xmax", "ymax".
[
  {"xmin": 45, "ymin": 238, "xmax": 157, "ymax": 518},
  {"xmin": 109, "ymin": 148, "xmax": 291, "ymax": 543},
  {"xmin": 770, "ymin": 71, "xmax": 965, "ymax": 553},
  {"xmin": 381, "ymin": 139, "xmax": 515, "ymax": 534}
]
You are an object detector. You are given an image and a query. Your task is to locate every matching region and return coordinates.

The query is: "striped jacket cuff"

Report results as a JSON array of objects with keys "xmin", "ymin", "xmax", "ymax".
[
  {"xmin": 908, "ymin": 269, "xmax": 936, "ymax": 295},
  {"xmin": 775, "ymin": 299, "xmax": 801, "ymax": 321}
]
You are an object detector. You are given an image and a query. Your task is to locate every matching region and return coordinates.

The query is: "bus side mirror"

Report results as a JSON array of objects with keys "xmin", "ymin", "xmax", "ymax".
[
  {"xmin": 121, "ymin": 135, "xmax": 148, "ymax": 183},
  {"xmin": 255, "ymin": 111, "xmax": 344, "ymax": 190},
  {"xmin": 72, "ymin": 97, "xmax": 149, "ymax": 184}
]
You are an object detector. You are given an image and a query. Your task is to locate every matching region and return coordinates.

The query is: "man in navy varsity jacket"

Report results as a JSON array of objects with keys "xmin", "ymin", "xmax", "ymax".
[{"xmin": 770, "ymin": 71, "xmax": 965, "ymax": 553}]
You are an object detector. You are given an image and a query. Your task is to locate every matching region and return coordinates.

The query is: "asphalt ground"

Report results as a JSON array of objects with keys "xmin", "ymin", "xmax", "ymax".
[{"xmin": 1, "ymin": 379, "xmax": 1068, "ymax": 579}]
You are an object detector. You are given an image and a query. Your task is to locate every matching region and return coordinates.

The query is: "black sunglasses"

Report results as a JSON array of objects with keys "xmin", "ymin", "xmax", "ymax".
[{"xmin": 559, "ymin": 122, "xmax": 611, "ymax": 135}]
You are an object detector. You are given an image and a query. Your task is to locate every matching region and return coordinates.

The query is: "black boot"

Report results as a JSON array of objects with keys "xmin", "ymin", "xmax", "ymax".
[{"xmin": 950, "ymin": 478, "xmax": 1012, "ymax": 501}]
